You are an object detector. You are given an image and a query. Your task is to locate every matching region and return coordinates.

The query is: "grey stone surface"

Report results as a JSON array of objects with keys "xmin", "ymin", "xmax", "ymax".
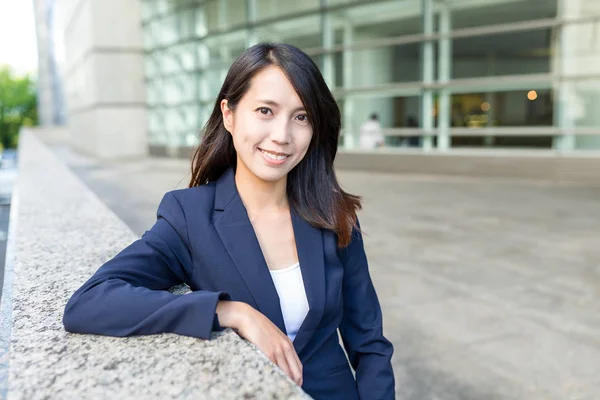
[
  {"xmin": 0, "ymin": 131, "xmax": 309, "ymax": 399},
  {"xmin": 54, "ymin": 144, "xmax": 600, "ymax": 400}
]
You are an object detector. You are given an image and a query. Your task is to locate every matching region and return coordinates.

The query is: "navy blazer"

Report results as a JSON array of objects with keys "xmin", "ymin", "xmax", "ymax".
[{"xmin": 63, "ymin": 168, "xmax": 395, "ymax": 399}]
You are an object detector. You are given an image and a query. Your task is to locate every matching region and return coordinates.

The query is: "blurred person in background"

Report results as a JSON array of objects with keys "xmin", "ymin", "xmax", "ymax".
[
  {"xmin": 63, "ymin": 43, "xmax": 395, "ymax": 400},
  {"xmin": 406, "ymin": 115, "xmax": 420, "ymax": 147},
  {"xmin": 359, "ymin": 113, "xmax": 385, "ymax": 149}
]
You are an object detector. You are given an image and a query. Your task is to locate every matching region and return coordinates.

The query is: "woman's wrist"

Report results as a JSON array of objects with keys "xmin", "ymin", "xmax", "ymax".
[{"xmin": 216, "ymin": 300, "xmax": 251, "ymax": 330}]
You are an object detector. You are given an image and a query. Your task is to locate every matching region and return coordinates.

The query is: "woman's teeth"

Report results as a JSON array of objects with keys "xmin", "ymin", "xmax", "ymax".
[{"xmin": 260, "ymin": 149, "xmax": 288, "ymax": 160}]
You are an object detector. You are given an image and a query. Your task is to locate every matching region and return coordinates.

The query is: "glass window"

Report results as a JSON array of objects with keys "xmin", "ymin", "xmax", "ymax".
[
  {"xmin": 205, "ymin": 0, "xmax": 223, "ymax": 33},
  {"xmin": 255, "ymin": 0, "xmax": 320, "ymax": 21},
  {"xmin": 451, "ymin": 0, "xmax": 558, "ymax": 30},
  {"xmin": 161, "ymin": 43, "xmax": 197, "ymax": 72},
  {"xmin": 452, "ymin": 28, "xmax": 552, "ymax": 79},
  {"xmin": 148, "ymin": 107, "xmax": 168, "ymax": 145},
  {"xmin": 255, "ymin": 15, "xmax": 321, "ymax": 48},
  {"xmin": 331, "ymin": 0, "xmax": 422, "ymax": 46},
  {"xmin": 447, "ymin": 89, "xmax": 554, "ymax": 129},
  {"xmin": 226, "ymin": 0, "xmax": 247, "ymax": 26},
  {"xmin": 559, "ymin": 80, "xmax": 600, "ymax": 128},
  {"xmin": 332, "ymin": 42, "xmax": 425, "ymax": 90},
  {"xmin": 144, "ymin": 56, "xmax": 159, "ymax": 80},
  {"xmin": 175, "ymin": 9, "xmax": 196, "ymax": 40},
  {"xmin": 327, "ymin": 0, "xmax": 366, "ymax": 6},
  {"xmin": 141, "ymin": 0, "xmax": 158, "ymax": 22},
  {"xmin": 153, "ymin": 14, "xmax": 179, "ymax": 47},
  {"xmin": 163, "ymin": 77, "xmax": 182, "ymax": 105},
  {"xmin": 206, "ymin": 0, "xmax": 248, "ymax": 29},
  {"xmin": 343, "ymin": 94, "xmax": 420, "ymax": 131},
  {"xmin": 143, "ymin": 22, "xmax": 157, "ymax": 49},
  {"xmin": 449, "ymin": 134, "xmax": 554, "ymax": 149},
  {"xmin": 154, "ymin": 0, "xmax": 171, "ymax": 16},
  {"xmin": 201, "ymin": 38, "xmax": 230, "ymax": 69},
  {"xmin": 203, "ymin": 69, "xmax": 225, "ymax": 101},
  {"xmin": 338, "ymin": 94, "xmax": 421, "ymax": 148},
  {"xmin": 443, "ymin": 88, "xmax": 555, "ymax": 149},
  {"xmin": 146, "ymin": 79, "xmax": 161, "ymax": 106},
  {"xmin": 151, "ymin": 49, "xmax": 182, "ymax": 75},
  {"xmin": 556, "ymin": 20, "xmax": 600, "ymax": 148},
  {"xmin": 310, "ymin": 54, "xmax": 323, "ymax": 74}
]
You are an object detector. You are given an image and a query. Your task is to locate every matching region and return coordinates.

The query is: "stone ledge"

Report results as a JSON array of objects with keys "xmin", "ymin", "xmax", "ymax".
[{"xmin": 0, "ymin": 129, "xmax": 309, "ymax": 399}]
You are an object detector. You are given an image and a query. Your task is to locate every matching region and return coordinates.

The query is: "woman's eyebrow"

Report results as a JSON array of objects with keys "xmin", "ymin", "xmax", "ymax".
[{"xmin": 256, "ymin": 99, "xmax": 305, "ymax": 113}]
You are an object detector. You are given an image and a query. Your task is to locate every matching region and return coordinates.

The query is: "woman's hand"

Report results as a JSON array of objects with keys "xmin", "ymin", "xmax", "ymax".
[{"xmin": 216, "ymin": 301, "xmax": 303, "ymax": 386}]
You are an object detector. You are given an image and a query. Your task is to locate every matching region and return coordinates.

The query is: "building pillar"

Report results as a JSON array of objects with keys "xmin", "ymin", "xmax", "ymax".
[
  {"xmin": 33, "ymin": 0, "xmax": 66, "ymax": 126},
  {"xmin": 420, "ymin": 0, "xmax": 434, "ymax": 151},
  {"xmin": 437, "ymin": 2, "xmax": 451, "ymax": 150},
  {"xmin": 483, "ymin": 54, "xmax": 496, "ymax": 147},
  {"xmin": 246, "ymin": 0, "xmax": 258, "ymax": 47},
  {"xmin": 342, "ymin": 21, "xmax": 355, "ymax": 149},
  {"xmin": 58, "ymin": 0, "xmax": 147, "ymax": 159},
  {"xmin": 554, "ymin": 0, "xmax": 600, "ymax": 150},
  {"xmin": 321, "ymin": 11, "xmax": 334, "ymax": 88}
]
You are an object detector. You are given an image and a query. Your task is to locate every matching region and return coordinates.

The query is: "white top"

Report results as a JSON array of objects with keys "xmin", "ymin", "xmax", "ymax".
[{"xmin": 269, "ymin": 262, "xmax": 309, "ymax": 342}]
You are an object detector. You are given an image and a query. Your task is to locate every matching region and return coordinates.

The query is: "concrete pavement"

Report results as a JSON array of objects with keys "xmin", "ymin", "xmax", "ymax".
[{"xmin": 54, "ymin": 145, "xmax": 600, "ymax": 400}]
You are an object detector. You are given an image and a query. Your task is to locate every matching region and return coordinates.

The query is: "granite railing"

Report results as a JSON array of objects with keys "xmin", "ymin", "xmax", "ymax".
[{"xmin": 0, "ymin": 130, "xmax": 310, "ymax": 399}]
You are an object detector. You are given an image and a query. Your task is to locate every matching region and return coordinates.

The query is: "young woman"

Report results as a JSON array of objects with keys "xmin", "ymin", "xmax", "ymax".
[{"xmin": 63, "ymin": 43, "xmax": 395, "ymax": 400}]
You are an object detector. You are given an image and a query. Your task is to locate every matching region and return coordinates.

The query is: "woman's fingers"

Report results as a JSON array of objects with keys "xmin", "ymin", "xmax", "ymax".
[
  {"xmin": 285, "ymin": 341, "xmax": 303, "ymax": 386},
  {"xmin": 274, "ymin": 341, "xmax": 302, "ymax": 386},
  {"xmin": 233, "ymin": 306, "xmax": 303, "ymax": 386},
  {"xmin": 274, "ymin": 349, "xmax": 293, "ymax": 382}
]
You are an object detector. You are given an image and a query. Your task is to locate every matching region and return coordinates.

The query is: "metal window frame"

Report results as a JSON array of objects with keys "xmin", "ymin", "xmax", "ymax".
[{"xmin": 380, "ymin": 127, "xmax": 600, "ymax": 138}]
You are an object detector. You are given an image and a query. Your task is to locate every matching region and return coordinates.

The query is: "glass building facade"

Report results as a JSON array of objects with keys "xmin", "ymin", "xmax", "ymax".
[{"xmin": 140, "ymin": 0, "xmax": 600, "ymax": 153}]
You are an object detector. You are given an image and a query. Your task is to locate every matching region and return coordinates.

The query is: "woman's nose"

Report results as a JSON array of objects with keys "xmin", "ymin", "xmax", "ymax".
[{"xmin": 270, "ymin": 119, "xmax": 292, "ymax": 144}]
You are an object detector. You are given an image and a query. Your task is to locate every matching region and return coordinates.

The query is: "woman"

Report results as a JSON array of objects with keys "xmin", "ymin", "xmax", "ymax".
[{"xmin": 63, "ymin": 43, "xmax": 395, "ymax": 400}]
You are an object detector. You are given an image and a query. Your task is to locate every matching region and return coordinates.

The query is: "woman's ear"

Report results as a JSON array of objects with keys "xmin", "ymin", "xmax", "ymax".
[{"xmin": 221, "ymin": 99, "xmax": 233, "ymax": 134}]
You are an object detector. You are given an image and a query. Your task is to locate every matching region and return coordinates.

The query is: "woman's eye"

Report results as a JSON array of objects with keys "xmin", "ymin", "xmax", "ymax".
[
  {"xmin": 258, "ymin": 107, "xmax": 271, "ymax": 115},
  {"xmin": 296, "ymin": 114, "xmax": 308, "ymax": 122}
]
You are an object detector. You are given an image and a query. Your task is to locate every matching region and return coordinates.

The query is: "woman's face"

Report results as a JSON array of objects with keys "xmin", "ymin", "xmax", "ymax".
[{"xmin": 221, "ymin": 66, "xmax": 313, "ymax": 185}]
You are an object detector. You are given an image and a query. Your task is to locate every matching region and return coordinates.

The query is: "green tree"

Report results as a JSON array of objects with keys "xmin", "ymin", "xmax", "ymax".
[{"xmin": 0, "ymin": 66, "xmax": 38, "ymax": 150}]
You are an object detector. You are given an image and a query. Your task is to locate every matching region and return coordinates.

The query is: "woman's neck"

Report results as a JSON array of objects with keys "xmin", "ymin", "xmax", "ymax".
[{"xmin": 234, "ymin": 164, "xmax": 288, "ymax": 219}]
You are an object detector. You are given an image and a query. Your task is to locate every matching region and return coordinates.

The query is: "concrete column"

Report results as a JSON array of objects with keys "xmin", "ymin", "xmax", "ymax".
[
  {"xmin": 483, "ymin": 91, "xmax": 496, "ymax": 147},
  {"xmin": 59, "ymin": 0, "xmax": 147, "ymax": 159},
  {"xmin": 321, "ymin": 17, "xmax": 334, "ymax": 87},
  {"xmin": 554, "ymin": 0, "xmax": 600, "ymax": 150},
  {"xmin": 342, "ymin": 21, "xmax": 355, "ymax": 149},
  {"xmin": 33, "ymin": 0, "xmax": 66, "ymax": 126},
  {"xmin": 218, "ymin": 0, "xmax": 228, "ymax": 30},
  {"xmin": 197, "ymin": 7, "xmax": 209, "ymax": 99},
  {"xmin": 218, "ymin": 0, "xmax": 230, "ymax": 82},
  {"xmin": 420, "ymin": 0, "xmax": 434, "ymax": 151},
  {"xmin": 437, "ymin": 2, "xmax": 451, "ymax": 151},
  {"xmin": 483, "ymin": 54, "xmax": 496, "ymax": 147},
  {"xmin": 246, "ymin": 0, "xmax": 258, "ymax": 47},
  {"xmin": 321, "ymin": 0, "xmax": 334, "ymax": 88},
  {"xmin": 350, "ymin": 36, "xmax": 394, "ymax": 148}
]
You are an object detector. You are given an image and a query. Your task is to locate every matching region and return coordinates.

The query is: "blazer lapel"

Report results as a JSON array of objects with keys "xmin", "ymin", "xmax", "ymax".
[
  {"xmin": 291, "ymin": 211, "xmax": 326, "ymax": 356},
  {"xmin": 212, "ymin": 169, "xmax": 287, "ymax": 335}
]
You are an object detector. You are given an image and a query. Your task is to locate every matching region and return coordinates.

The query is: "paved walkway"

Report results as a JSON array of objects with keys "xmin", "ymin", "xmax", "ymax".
[{"xmin": 56, "ymin": 146, "xmax": 600, "ymax": 400}]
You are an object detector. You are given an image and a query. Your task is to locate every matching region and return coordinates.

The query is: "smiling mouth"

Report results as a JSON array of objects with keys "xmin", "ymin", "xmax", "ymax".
[{"xmin": 258, "ymin": 148, "xmax": 290, "ymax": 161}]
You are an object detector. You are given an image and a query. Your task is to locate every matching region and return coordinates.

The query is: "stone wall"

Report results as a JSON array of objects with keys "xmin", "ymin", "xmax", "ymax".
[{"xmin": 0, "ymin": 129, "xmax": 309, "ymax": 399}]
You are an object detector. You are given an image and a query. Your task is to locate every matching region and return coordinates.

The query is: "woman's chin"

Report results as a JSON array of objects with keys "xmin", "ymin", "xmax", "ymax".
[{"xmin": 248, "ymin": 162, "xmax": 291, "ymax": 183}]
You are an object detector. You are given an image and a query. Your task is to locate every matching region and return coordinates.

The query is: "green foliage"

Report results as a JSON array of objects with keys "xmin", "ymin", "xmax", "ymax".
[{"xmin": 0, "ymin": 66, "xmax": 38, "ymax": 150}]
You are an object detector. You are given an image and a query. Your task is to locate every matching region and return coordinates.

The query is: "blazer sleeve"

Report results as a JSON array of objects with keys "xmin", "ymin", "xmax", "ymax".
[
  {"xmin": 338, "ymin": 222, "xmax": 395, "ymax": 399},
  {"xmin": 63, "ymin": 191, "xmax": 230, "ymax": 339}
]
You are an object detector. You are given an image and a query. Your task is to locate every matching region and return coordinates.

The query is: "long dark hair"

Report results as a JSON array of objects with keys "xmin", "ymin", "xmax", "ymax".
[{"xmin": 189, "ymin": 42, "xmax": 361, "ymax": 247}]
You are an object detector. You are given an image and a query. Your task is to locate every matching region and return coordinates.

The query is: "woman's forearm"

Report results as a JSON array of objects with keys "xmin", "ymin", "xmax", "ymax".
[{"xmin": 216, "ymin": 300, "xmax": 251, "ymax": 330}]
